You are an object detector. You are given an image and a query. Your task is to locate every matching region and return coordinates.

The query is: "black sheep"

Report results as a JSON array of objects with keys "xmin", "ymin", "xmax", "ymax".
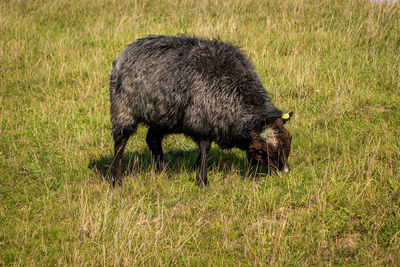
[{"xmin": 110, "ymin": 35, "xmax": 293, "ymax": 186}]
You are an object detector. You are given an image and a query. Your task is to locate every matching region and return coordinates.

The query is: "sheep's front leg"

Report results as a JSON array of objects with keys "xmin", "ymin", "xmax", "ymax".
[{"xmin": 196, "ymin": 139, "xmax": 211, "ymax": 186}]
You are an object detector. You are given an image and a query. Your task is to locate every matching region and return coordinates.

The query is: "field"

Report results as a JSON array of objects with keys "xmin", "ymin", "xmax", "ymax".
[{"xmin": 1, "ymin": 0, "xmax": 400, "ymax": 265}]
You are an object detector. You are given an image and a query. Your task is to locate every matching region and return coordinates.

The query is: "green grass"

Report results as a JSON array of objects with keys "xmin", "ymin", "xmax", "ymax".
[{"xmin": 1, "ymin": 0, "xmax": 400, "ymax": 265}]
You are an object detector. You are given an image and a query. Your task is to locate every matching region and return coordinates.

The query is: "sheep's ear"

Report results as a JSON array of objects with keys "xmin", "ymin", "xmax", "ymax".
[{"xmin": 281, "ymin": 111, "xmax": 293, "ymax": 124}]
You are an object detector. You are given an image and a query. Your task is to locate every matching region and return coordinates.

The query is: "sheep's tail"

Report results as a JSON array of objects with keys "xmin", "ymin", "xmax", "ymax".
[
  {"xmin": 109, "ymin": 59, "xmax": 120, "ymax": 96},
  {"xmin": 109, "ymin": 59, "xmax": 122, "ymax": 136}
]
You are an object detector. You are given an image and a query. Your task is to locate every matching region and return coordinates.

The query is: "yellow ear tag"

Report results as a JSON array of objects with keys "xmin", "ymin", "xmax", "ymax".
[{"xmin": 282, "ymin": 113, "xmax": 290, "ymax": 120}]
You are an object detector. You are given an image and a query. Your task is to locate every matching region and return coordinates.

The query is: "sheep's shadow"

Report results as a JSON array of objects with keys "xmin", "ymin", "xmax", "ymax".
[{"xmin": 88, "ymin": 146, "xmax": 267, "ymax": 185}]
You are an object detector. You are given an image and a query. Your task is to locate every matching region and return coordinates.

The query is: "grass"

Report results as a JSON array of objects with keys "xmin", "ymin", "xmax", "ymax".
[{"xmin": 1, "ymin": 0, "xmax": 400, "ymax": 265}]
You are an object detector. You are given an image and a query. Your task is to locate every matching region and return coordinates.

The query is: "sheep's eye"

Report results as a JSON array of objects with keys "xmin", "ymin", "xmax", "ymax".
[{"xmin": 282, "ymin": 141, "xmax": 287, "ymax": 149}]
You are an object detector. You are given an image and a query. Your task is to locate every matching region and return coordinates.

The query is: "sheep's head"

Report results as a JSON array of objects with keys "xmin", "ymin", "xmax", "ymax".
[{"xmin": 247, "ymin": 112, "xmax": 293, "ymax": 174}]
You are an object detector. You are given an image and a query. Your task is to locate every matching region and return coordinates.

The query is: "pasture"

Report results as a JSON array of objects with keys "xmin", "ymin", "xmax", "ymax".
[{"xmin": 1, "ymin": 0, "xmax": 399, "ymax": 265}]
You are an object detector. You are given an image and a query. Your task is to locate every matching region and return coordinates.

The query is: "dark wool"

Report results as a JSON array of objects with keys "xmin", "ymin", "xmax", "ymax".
[
  {"xmin": 110, "ymin": 35, "xmax": 282, "ymax": 148},
  {"xmin": 110, "ymin": 35, "xmax": 291, "ymax": 186}
]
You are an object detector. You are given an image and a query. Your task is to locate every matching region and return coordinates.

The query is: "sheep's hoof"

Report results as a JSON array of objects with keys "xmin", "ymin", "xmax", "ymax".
[
  {"xmin": 157, "ymin": 162, "xmax": 169, "ymax": 173},
  {"xmin": 196, "ymin": 178, "xmax": 209, "ymax": 187},
  {"xmin": 154, "ymin": 160, "xmax": 168, "ymax": 173},
  {"xmin": 112, "ymin": 177, "xmax": 122, "ymax": 187}
]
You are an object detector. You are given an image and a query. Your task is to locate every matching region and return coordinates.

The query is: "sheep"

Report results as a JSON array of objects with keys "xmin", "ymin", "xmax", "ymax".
[{"xmin": 109, "ymin": 35, "xmax": 293, "ymax": 187}]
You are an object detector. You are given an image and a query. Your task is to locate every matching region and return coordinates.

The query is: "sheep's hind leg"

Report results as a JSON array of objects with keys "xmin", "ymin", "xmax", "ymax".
[
  {"xmin": 112, "ymin": 128, "xmax": 133, "ymax": 187},
  {"xmin": 196, "ymin": 139, "xmax": 211, "ymax": 187},
  {"xmin": 146, "ymin": 127, "xmax": 167, "ymax": 171}
]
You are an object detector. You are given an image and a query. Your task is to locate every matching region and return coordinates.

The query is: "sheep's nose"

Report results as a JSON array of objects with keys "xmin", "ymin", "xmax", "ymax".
[{"xmin": 281, "ymin": 165, "xmax": 290, "ymax": 174}]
